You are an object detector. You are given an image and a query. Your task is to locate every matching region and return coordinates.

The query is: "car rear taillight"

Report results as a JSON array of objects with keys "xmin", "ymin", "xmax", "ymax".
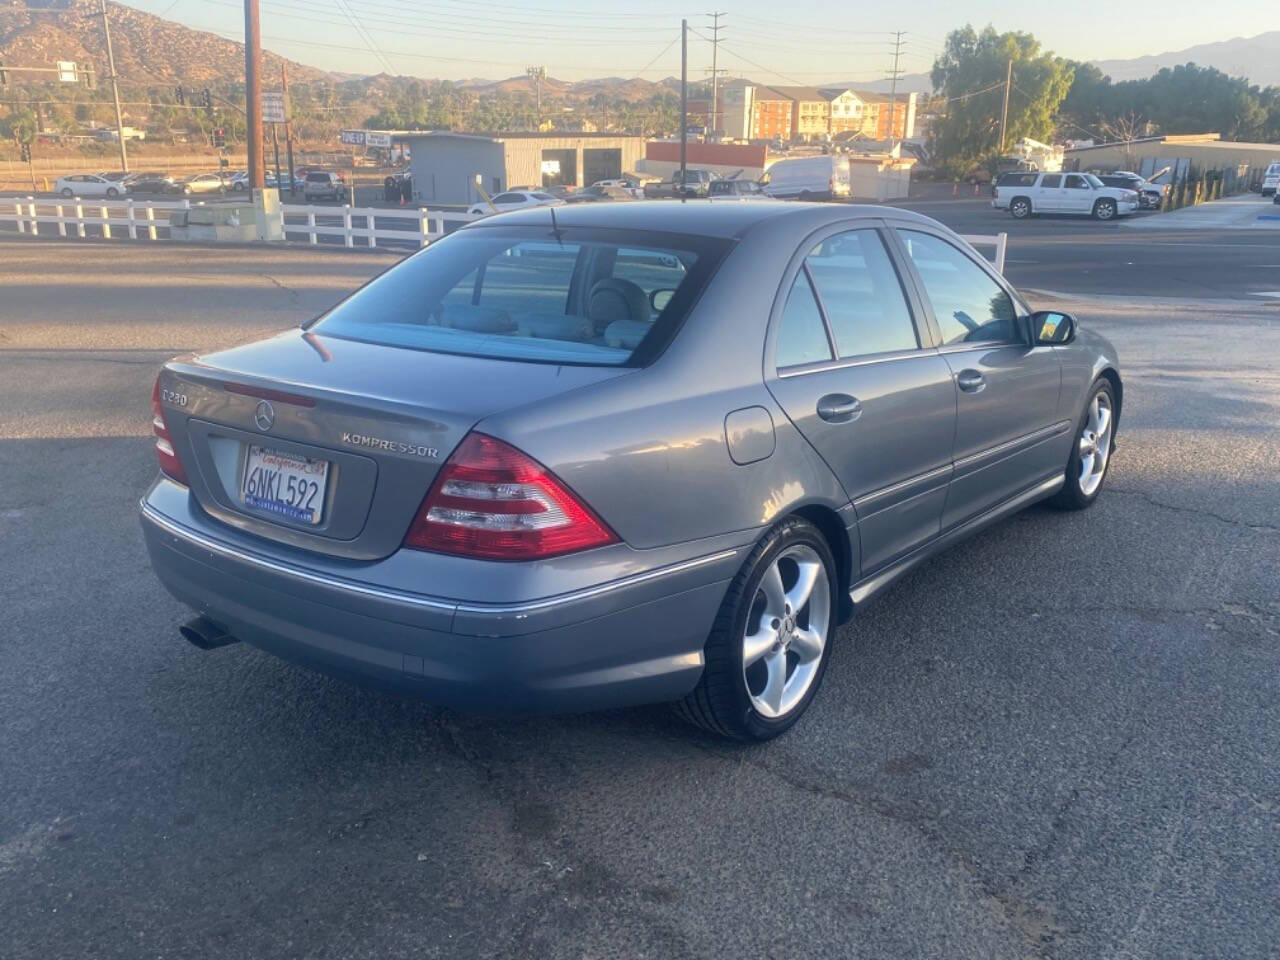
[
  {"xmin": 151, "ymin": 376, "xmax": 188, "ymax": 485},
  {"xmin": 403, "ymin": 433, "xmax": 618, "ymax": 560}
]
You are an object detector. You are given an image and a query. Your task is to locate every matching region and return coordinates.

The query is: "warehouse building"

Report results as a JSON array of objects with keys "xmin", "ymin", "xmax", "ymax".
[
  {"xmin": 1065, "ymin": 133, "xmax": 1280, "ymax": 179},
  {"xmin": 396, "ymin": 131, "xmax": 646, "ymax": 206}
]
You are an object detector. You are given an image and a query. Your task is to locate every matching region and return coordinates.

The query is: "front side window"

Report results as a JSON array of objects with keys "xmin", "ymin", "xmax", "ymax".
[
  {"xmin": 899, "ymin": 230, "xmax": 1018, "ymax": 346},
  {"xmin": 803, "ymin": 230, "xmax": 918, "ymax": 358},
  {"xmin": 1065, "ymin": 174, "xmax": 1088, "ymax": 189},
  {"xmin": 312, "ymin": 227, "xmax": 726, "ymax": 366}
]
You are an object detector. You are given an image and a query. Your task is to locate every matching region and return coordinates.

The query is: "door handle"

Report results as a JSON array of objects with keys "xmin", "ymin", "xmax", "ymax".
[
  {"xmin": 817, "ymin": 393, "xmax": 862, "ymax": 423},
  {"xmin": 956, "ymin": 370, "xmax": 986, "ymax": 393}
]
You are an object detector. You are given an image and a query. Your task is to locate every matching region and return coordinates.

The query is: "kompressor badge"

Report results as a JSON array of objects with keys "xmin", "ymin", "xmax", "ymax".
[{"xmin": 341, "ymin": 431, "xmax": 439, "ymax": 459}]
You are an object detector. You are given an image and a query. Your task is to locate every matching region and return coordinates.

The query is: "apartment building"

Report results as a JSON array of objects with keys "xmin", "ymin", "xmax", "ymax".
[
  {"xmin": 722, "ymin": 85, "xmax": 918, "ymax": 142},
  {"xmin": 721, "ymin": 85, "xmax": 793, "ymax": 141}
]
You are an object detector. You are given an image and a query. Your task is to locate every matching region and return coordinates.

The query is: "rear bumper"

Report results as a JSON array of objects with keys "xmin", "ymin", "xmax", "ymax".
[{"xmin": 140, "ymin": 484, "xmax": 740, "ymax": 714}]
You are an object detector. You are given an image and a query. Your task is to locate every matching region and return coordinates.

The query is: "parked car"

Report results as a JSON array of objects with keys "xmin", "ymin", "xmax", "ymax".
[
  {"xmin": 992, "ymin": 171, "xmax": 1138, "ymax": 220},
  {"xmin": 127, "ymin": 172, "xmax": 180, "ymax": 195},
  {"xmin": 762, "ymin": 155, "xmax": 851, "ymax": 201},
  {"xmin": 591, "ymin": 178, "xmax": 644, "ymax": 199},
  {"xmin": 141, "ymin": 202, "xmax": 1121, "ymax": 741},
  {"xmin": 99, "ymin": 170, "xmax": 136, "ymax": 183},
  {"xmin": 708, "ymin": 178, "xmax": 769, "ymax": 200},
  {"xmin": 644, "ymin": 169, "xmax": 718, "ymax": 198},
  {"xmin": 564, "ymin": 184, "xmax": 635, "ymax": 203},
  {"xmin": 54, "ymin": 173, "xmax": 126, "ymax": 198},
  {"xmin": 466, "ymin": 189, "xmax": 564, "ymax": 216},
  {"xmin": 1261, "ymin": 160, "xmax": 1280, "ymax": 197},
  {"xmin": 303, "ymin": 171, "xmax": 345, "ymax": 202},
  {"xmin": 232, "ymin": 170, "xmax": 300, "ymax": 193},
  {"xmin": 1097, "ymin": 171, "xmax": 1163, "ymax": 209},
  {"xmin": 179, "ymin": 173, "xmax": 228, "ymax": 197},
  {"xmin": 539, "ymin": 184, "xmax": 577, "ymax": 200}
]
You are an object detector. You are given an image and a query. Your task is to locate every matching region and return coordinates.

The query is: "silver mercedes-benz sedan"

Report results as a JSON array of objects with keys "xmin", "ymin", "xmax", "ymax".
[{"xmin": 141, "ymin": 201, "xmax": 1121, "ymax": 740}]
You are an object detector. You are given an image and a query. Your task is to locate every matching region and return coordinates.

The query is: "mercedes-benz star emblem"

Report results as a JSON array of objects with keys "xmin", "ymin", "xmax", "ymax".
[{"xmin": 254, "ymin": 399, "xmax": 275, "ymax": 431}]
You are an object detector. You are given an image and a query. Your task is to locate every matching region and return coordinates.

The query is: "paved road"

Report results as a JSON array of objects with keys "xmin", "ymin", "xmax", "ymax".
[{"xmin": 1, "ymin": 239, "xmax": 1278, "ymax": 959}]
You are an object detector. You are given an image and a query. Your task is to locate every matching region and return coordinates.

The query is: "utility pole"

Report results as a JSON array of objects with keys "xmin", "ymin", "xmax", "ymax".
[
  {"xmin": 244, "ymin": 0, "xmax": 264, "ymax": 190},
  {"xmin": 886, "ymin": 30, "xmax": 905, "ymax": 148},
  {"xmin": 282, "ymin": 62, "xmax": 296, "ymax": 197},
  {"xmin": 679, "ymin": 19, "xmax": 687, "ymax": 197},
  {"xmin": 706, "ymin": 11, "xmax": 724, "ymax": 137},
  {"xmin": 97, "ymin": 0, "xmax": 128, "ymax": 172},
  {"xmin": 526, "ymin": 65, "xmax": 545, "ymax": 123},
  {"xmin": 998, "ymin": 57, "xmax": 1013, "ymax": 154}
]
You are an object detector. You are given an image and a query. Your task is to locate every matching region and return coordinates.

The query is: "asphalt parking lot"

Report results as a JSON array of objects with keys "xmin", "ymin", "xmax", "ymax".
[{"xmin": 1, "ymin": 230, "xmax": 1278, "ymax": 959}]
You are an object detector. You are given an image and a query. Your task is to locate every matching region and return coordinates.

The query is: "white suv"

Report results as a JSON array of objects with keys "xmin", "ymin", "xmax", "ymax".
[{"xmin": 993, "ymin": 171, "xmax": 1139, "ymax": 221}]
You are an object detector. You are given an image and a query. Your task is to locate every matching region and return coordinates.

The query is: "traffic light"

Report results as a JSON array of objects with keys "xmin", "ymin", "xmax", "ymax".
[
  {"xmin": 202, "ymin": 88, "xmax": 212, "ymax": 112},
  {"xmin": 82, "ymin": 66, "xmax": 95, "ymax": 89},
  {"xmin": 0, "ymin": 62, "xmax": 7, "ymax": 87},
  {"xmin": 213, "ymin": 127, "xmax": 225, "ymax": 148},
  {"xmin": 175, "ymin": 84, "xmax": 184, "ymax": 105},
  {"xmin": 20, "ymin": 142, "xmax": 31, "ymax": 163}
]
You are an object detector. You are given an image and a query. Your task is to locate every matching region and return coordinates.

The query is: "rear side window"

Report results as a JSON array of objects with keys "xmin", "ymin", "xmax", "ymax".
[
  {"xmin": 1040, "ymin": 174, "xmax": 1062, "ymax": 188},
  {"xmin": 312, "ymin": 227, "xmax": 728, "ymax": 366},
  {"xmin": 775, "ymin": 270, "xmax": 833, "ymax": 368},
  {"xmin": 899, "ymin": 230, "xmax": 1018, "ymax": 346},
  {"xmin": 804, "ymin": 230, "xmax": 918, "ymax": 358}
]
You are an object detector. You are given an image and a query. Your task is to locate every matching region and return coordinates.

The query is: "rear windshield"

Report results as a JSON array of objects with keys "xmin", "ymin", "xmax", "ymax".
[
  {"xmin": 311, "ymin": 226, "xmax": 731, "ymax": 366},
  {"xmin": 306, "ymin": 172, "xmax": 330, "ymax": 182}
]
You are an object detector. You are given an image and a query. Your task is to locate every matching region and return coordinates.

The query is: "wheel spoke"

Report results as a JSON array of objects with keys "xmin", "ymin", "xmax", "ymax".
[
  {"xmin": 1089, "ymin": 395, "xmax": 1099, "ymax": 429},
  {"xmin": 1079, "ymin": 452, "xmax": 1095, "ymax": 480},
  {"xmin": 1078, "ymin": 436, "xmax": 1092, "ymax": 458},
  {"xmin": 786, "ymin": 561, "xmax": 821, "ymax": 614},
  {"xmin": 790, "ymin": 626, "xmax": 824, "ymax": 663},
  {"xmin": 1095, "ymin": 406, "xmax": 1111, "ymax": 442},
  {"xmin": 743, "ymin": 621, "xmax": 777, "ymax": 667},
  {"xmin": 761, "ymin": 651, "xmax": 787, "ymax": 715},
  {"xmin": 759, "ymin": 562, "xmax": 786, "ymax": 618}
]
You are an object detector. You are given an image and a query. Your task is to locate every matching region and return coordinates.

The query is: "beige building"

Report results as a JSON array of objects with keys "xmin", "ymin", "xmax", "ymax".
[{"xmin": 1064, "ymin": 133, "xmax": 1280, "ymax": 176}]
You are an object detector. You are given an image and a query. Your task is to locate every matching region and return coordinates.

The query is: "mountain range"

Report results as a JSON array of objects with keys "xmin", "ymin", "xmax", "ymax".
[{"xmin": 1092, "ymin": 31, "xmax": 1280, "ymax": 86}]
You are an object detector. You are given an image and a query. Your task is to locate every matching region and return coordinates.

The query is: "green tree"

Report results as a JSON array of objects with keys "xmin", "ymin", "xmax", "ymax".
[
  {"xmin": 930, "ymin": 25, "xmax": 1074, "ymax": 177},
  {"xmin": 2, "ymin": 108, "xmax": 38, "ymax": 145}
]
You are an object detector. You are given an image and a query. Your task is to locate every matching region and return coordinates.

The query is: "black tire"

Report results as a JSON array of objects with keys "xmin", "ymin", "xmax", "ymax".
[
  {"xmin": 1049, "ymin": 378, "xmax": 1115, "ymax": 511},
  {"xmin": 106, "ymin": 187, "xmax": 119, "ymax": 198},
  {"xmin": 674, "ymin": 517, "xmax": 838, "ymax": 741},
  {"xmin": 1093, "ymin": 198, "xmax": 1116, "ymax": 221},
  {"xmin": 798, "ymin": 190, "xmax": 813, "ymax": 202},
  {"xmin": 60, "ymin": 188, "xmax": 73, "ymax": 198},
  {"xmin": 1010, "ymin": 196, "xmax": 1031, "ymax": 219}
]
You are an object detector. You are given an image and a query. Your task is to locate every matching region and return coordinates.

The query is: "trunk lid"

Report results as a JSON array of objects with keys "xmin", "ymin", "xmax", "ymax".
[{"xmin": 159, "ymin": 329, "xmax": 628, "ymax": 560}]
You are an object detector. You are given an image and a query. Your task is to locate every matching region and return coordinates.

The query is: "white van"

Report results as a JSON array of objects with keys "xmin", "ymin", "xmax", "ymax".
[
  {"xmin": 1261, "ymin": 161, "xmax": 1280, "ymax": 197},
  {"xmin": 762, "ymin": 155, "xmax": 851, "ymax": 201}
]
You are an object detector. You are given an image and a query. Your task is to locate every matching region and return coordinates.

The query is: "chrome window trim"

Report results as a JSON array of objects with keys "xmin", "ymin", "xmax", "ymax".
[{"xmin": 777, "ymin": 346, "xmax": 937, "ymax": 378}]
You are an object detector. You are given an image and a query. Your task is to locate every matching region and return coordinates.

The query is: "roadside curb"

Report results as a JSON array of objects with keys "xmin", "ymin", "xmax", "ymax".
[{"xmin": 1021, "ymin": 288, "xmax": 1280, "ymax": 311}]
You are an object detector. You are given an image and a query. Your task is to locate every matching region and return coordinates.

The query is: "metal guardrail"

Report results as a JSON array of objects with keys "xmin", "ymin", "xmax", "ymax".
[{"xmin": 960, "ymin": 232, "xmax": 1008, "ymax": 275}]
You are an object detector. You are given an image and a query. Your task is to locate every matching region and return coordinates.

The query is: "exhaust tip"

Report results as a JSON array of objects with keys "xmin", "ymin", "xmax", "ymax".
[{"xmin": 180, "ymin": 615, "xmax": 239, "ymax": 650}]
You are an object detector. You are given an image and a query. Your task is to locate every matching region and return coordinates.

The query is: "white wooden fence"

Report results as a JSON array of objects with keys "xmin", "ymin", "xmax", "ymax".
[
  {"xmin": 960, "ymin": 232, "xmax": 1008, "ymax": 275},
  {"xmin": 0, "ymin": 196, "xmax": 477, "ymax": 249},
  {"xmin": 280, "ymin": 203, "xmax": 478, "ymax": 247},
  {"xmin": 1, "ymin": 196, "xmax": 1009, "ymax": 274}
]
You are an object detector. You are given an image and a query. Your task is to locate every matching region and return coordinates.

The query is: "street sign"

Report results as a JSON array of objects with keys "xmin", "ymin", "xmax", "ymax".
[
  {"xmin": 365, "ymin": 131, "xmax": 392, "ymax": 149},
  {"xmin": 262, "ymin": 91, "xmax": 286, "ymax": 124},
  {"xmin": 57, "ymin": 61, "xmax": 78, "ymax": 83},
  {"xmin": 340, "ymin": 129, "xmax": 366, "ymax": 146}
]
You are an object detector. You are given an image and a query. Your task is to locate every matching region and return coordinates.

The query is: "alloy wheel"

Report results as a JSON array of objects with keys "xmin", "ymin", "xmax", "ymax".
[
  {"xmin": 741, "ymin": 544, "xmax": 831, "ymax": 719},
  {"xmin": 1077, "ymin": 392, "xmax": 1113, "ymax": 496}
]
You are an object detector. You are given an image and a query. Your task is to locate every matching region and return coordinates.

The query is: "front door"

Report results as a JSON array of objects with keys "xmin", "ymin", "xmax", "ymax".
[
  {"xmin": 1061, "ymin": 173, "xmax": 1095, "ymax": 214},
  {"xmin": 894, "ymin": 228, "xmax": 1065, "ymax": 528},
  {"xmin": 765, "ymin": 226, "xmax": 956, "ymax": 575}
]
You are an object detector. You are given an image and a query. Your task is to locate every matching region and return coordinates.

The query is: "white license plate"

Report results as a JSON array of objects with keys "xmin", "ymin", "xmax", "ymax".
[{"xmin": 241, "ymin": 445, "xmax": 330, "ymax": 525}]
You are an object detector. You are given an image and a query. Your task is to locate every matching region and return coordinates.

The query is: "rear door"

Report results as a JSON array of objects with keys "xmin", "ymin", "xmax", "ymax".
[
  {"xmin": 1035, "ymin": 173, "xmax": 1063, "ymax": 211},
  {"xmin": 892, "ymin": 226, "xmax": 1065, "ymax": 529},
  {"xmin": 765, "ymin": 222, "xmax": 956, "ymax": 575}
]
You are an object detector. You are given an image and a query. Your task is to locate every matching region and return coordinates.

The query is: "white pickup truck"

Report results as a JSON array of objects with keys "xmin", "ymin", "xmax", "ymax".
[
  {"xmin": 992, "ymin": 171, "xmax": 1139, "ymax": 221},
  {"xmin": 1261, "ymin": 161, "xmax": 1280, "ymax": 198}
]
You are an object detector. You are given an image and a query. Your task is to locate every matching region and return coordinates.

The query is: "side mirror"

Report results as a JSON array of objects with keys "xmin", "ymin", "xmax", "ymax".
[{"xmin": 1029, "ymin": 310, "xmax": 1076, "ymax": 345}]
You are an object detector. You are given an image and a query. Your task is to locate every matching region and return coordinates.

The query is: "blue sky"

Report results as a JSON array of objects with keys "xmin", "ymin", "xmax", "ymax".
[{"xmin": 123, "ymin": 0, "xmax": 1271, "ymax": 82}]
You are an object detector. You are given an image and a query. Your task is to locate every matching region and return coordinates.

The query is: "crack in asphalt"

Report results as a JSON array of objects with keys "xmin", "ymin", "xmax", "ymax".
[
  {"xmin": 256, "ymin": 272, "xmax": 302, "ymax": 303},
  {"xmin": 1107, "ymin": 487, "xmax": 1280, "ymax": 532}
]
